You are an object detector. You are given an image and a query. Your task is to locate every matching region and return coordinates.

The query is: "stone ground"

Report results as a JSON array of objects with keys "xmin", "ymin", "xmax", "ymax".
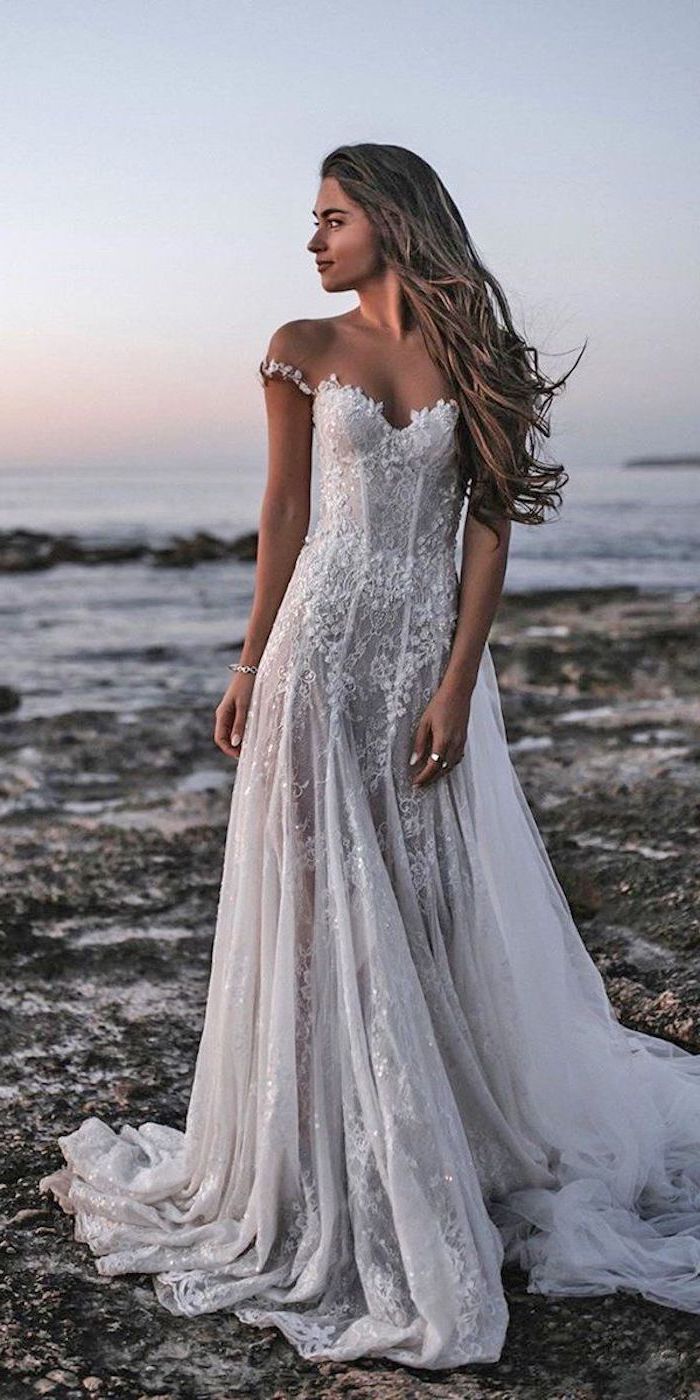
[{"xmin": 1, "ymin": 585, "xmax": 699, "ymax": 1400}]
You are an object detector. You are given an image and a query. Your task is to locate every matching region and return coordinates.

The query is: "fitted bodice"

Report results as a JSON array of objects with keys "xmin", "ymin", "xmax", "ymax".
[
  {"xmin": 259, "ymin": 359, "xmax": 466, "ymax": 570},
  {"xmin": 312, "ymin": 374, "xmax": 465, "ymax": 565}
]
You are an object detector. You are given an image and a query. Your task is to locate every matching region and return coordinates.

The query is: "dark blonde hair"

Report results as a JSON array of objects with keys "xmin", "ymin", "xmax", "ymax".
[{"xmin": 320, "ymin": 142, "xmax": 585, "ymax": 538}]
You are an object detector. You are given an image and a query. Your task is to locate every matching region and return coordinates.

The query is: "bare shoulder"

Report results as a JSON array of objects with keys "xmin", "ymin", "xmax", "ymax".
[
  {"xmin": 264, "ymin": 318, "xmax": 323, "ymax": 367},
  {"xmin": 263, "ymin": 315, "xmax": 347, "ymax": 384}
]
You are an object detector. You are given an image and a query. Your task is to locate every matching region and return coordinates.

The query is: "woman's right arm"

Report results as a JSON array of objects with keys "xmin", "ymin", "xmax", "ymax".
[{"xmin": 213, "ymin": 323, "xmax": 314, "ymax": 760}]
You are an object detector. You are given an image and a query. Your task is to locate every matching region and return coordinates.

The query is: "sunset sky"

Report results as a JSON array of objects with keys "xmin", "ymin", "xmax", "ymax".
[{"xmin": 2, "ymin": 0, "xmax": 698, "ymax": 478}]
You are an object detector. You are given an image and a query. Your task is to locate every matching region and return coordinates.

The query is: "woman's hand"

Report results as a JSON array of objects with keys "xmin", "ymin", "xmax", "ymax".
[
  {"xmin": 409, "ymin": 682, "xmax": 471, "ymax": 788},
  {"xmin": 214, "ymin": 672, "xmax": 257, "ymax": 761}
]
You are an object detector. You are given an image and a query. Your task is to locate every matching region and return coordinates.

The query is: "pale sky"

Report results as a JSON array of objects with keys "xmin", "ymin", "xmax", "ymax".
[{"xmin": 2, "ymin": 0, "xmax": 698, "ymax": 477}]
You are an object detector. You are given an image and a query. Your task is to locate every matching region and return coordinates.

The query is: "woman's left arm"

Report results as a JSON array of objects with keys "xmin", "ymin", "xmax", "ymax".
[
  {"xmin": 442, "ymin": 506, "xmax": 511, "ymax": 698},
  {"xmin": 409, "ymin": 507, "xmax": 511, "ymax": 787}
]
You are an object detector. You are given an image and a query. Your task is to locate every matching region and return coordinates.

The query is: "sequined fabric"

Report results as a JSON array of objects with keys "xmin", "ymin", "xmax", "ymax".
[{"xmin": 39, "ymin": 357, "xmax": 700, "ymax": 1367}]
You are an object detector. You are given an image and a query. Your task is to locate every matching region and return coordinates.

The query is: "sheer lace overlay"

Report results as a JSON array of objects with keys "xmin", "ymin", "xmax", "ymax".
[{"xmin": 39, "ymin": 356, "xmax": 700, "ymax": 1368}]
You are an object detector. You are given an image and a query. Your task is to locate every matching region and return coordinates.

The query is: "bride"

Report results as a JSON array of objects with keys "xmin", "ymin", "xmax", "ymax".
[{"xmin": 40, "ymin": 142, "xmax": 700, "ymax": 1370}]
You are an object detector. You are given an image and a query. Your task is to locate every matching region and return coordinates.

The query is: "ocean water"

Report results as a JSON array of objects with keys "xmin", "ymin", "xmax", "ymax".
[{"xmin": 1, "ymin": 458, "xmax": 698, "ymax": 720}]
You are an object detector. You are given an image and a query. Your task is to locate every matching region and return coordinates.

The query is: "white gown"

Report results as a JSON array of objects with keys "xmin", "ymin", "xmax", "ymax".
[{"xmin": 40, "ymin": 358, "xmax": 700, "ymax": 1369}]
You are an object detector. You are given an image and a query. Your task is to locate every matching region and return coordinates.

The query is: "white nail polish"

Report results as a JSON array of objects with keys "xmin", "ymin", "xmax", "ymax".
[
  {"xmin": 409, "ymin": 751, "xmax": 418, "ymax": 765},
  {"xmin": 232, "ymin": 734, "xmax": 241, "ymax": 745}
]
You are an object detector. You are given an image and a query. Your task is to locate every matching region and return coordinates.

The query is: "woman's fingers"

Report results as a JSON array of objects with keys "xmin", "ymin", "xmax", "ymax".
[
  {"xmin": 412, "ymin": 743, "xmax": 444, "ymax": 787},
  {"xmin": 409, "ymin": 718, "xmax": 443, "ymax": 787},
  {"xmin": 411, "ymin": 735, "xmax": 461, "ymax": 787},
  {"xmin": 230, "ymin": 708, "xmax": 247, "ymax": 759},
  {"xmin": 408, "ymin": 719, "xmax": 428, "ymax": 773},
  {"xmin": 214, "ymin": 698, "xmax": 244, "ymax": 759},
  {"xmin": 214, "ymin": 674, "xmax": 258, "ymax": 761},
  {"xmin": 411, "ymin": 725, "xmax": 441, "ymax": 786}
]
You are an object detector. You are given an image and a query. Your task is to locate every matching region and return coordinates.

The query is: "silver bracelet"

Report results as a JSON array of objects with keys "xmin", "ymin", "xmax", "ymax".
[{"xmin": 228, "ymin": 663, "xmax": 258, "ymax": 674}]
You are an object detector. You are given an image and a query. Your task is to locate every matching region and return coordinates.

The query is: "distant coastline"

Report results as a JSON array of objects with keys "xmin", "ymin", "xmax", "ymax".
[{"xmin": 624, "ymin": 455, "xmax": 700, "ymax": 468}]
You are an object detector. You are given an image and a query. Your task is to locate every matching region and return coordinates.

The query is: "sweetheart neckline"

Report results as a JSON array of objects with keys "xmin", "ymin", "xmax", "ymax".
[{"xmin": 314, "ymin": 372, "xmax": 459, "ymax": 434}]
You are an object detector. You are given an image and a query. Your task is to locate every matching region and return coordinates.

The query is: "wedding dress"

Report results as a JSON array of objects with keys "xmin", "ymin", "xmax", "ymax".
[{"xmin": 39, "ymin": 358, "xmax": 700, "ymax": 1369}]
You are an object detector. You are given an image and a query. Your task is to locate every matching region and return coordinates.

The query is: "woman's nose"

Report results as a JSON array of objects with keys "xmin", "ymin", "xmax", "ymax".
[{"xmin": 307, "ymin": 233, "xmax": 325, "ymax": 252}]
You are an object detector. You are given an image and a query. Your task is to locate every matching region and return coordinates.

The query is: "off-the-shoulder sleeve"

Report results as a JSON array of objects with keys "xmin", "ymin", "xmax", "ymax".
[{"xmin": 258, "ymin": 357, "xmax": 314, "ymax": 396}]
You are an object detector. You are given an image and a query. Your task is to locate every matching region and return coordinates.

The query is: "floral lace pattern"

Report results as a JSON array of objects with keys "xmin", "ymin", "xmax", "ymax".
[
  {"xmin": 39, "ymin": 354, "xmax": 700, "ymax": 1368},
  {"xmin": 258, "ymin": 356, "xmax": 314, "ymax": 396}
]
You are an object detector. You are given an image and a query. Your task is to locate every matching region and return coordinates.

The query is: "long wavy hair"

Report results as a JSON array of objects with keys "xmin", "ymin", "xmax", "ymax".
[{"xmin": 319, "ymin": 142, "xmax": 586, "ymax": 538}]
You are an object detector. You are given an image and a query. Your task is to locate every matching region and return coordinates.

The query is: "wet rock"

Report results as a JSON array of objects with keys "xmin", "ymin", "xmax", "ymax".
[
  {"xmin": 0, "ymin": 527, "xmax": 258, "ymax": 573},
  {"xmin": 151, "ymin": 529, "xmax": 258, "ymax": 567},
  {"xmin": 0, "ymin": 685, "xmax": 20, "ymax": 713},
  {"xmin": 0, "ymin": 528, "xmax": 148, "ymax": 571}
]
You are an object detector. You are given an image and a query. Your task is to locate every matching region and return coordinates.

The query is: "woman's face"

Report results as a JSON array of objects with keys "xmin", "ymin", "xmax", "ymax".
[{"xmin": 307, "ymin": 176, "xmax": 382, "ymax": 292}]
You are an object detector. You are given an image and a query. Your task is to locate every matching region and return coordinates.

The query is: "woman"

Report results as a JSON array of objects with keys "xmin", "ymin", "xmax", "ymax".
[{"xmin": 40, "ymin": 143, "xmax": 700, "ymax": 1370}]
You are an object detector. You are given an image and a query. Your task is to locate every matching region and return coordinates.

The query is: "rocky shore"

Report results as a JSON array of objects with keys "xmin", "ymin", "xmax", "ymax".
[
  {"xmin": 0, "ymin": 528, "xmax": 259, "ymax": 573},
  {"xmin": 1, "ymin": 583, "xmax": 699, "ymax": 1399}
]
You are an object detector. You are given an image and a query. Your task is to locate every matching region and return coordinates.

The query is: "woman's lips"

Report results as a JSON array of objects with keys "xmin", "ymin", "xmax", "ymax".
[{"xmin": 317, "ymin": 262, "xmax": 332, "ymax": 271}]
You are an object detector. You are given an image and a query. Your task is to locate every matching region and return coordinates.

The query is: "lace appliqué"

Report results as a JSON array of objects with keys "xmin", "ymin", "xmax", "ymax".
[{"xmin": 259, "ymin": 357, "xmax": 314, "ymax": 395}]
